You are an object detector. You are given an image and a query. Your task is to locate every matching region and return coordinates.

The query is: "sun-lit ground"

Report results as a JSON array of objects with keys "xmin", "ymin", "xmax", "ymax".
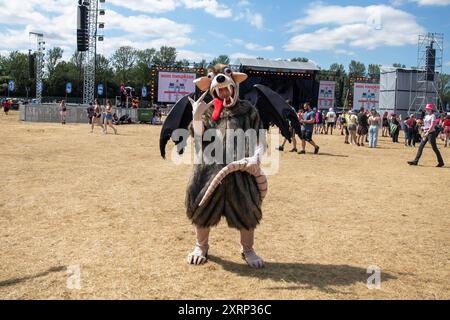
[{"xmin": 0, "ymin": 110, "xmax": 449, "ymax": 300}]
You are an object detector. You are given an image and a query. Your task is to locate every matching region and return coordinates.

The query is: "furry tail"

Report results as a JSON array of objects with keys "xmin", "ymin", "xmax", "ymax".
[{"xmin": 199, "ymin": 159, "xmax": 268, "ymax": 207}]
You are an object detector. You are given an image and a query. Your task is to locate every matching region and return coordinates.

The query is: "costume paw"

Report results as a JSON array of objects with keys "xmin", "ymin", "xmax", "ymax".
[
  {"xmin": 241, "ymin": 250, "xmax": 264, "ymax": 269},
  {"xmin": 187, "ymin": 246, "xmax": 209, "ymax": 265}
]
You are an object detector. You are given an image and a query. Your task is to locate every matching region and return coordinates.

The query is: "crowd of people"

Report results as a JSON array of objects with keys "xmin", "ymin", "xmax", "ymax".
[
  {"xmin": 84, "ymin": 99, "xmax": 118, "ymax": 135},
  {"xmin": 277, "ymin": 102, "xmax": 448, "ymax": 167}
]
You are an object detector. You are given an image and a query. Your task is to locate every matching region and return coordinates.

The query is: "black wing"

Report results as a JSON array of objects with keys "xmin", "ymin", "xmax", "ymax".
[
  {"xmin": 159, "ymin": 94, "xmax": 193, "ymax": 159},
  {"xmin": 253, "ymin": 84, "xmax": 301, "ymax": 143}
]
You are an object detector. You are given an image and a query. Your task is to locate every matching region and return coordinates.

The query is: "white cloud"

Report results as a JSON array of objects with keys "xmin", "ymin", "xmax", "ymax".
[
  {"xmin": 230, "ymin": 52, "xmax": 257, "ymax": 60},
  {"xmin": 413, "ymin": 0, "xmax": 450, "ymax": 5},
  {"xmin": 182, "ymin": 0, "xmax": 232, "ymax": 18},
  {"xmin": 285, "ymin": 4, "xmax": 425, "ymax": 53},
  {"xmin": 235, "ymin": 9, "xmax": 264, "ymax": 30},
  {"xmin": 245, "ymin": 43, "xmax": 274, "ymax": 51},
  {"xmin": 107, "ymin": 0, "xmax": 232, "ymax": 18}
]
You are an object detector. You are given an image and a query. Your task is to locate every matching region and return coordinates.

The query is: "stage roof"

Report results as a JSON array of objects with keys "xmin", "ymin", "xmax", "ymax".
[{"xmin": 235, "ymin": 58, "xmax": 320, "ymax": 72}]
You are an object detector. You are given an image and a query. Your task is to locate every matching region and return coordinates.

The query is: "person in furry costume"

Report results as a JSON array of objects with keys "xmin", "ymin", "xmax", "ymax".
[{"xmin": 160, "ymin": 64, "xmax": 300, "ymax": 268}]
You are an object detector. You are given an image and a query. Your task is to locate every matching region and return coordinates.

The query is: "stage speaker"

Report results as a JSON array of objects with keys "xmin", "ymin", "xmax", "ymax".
[
  {"xmin": 28, "ymin": 52, "xmax": 35, "ymax": 79},
  {"xmin": 77, "ymin": 5, "xmax": 89, "ymax": 52},
  {"xmin": 425, "ymin": 46, "xmax": 436, "ymax": 82}
]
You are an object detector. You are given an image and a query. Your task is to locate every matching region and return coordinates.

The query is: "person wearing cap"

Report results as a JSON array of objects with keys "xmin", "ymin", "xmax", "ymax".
[
  {"xmin": 325, "ymin": 107, "xmax": 337, "ymax": 135},
  {"xmin": 408, "ymin": 104, "xmax": 444, "ymax": 167}
]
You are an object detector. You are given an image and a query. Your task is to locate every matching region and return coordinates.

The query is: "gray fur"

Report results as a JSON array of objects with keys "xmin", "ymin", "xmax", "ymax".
[{"xmin": 185, "ymin": 100, "xmax": 263, "ymax": 230}]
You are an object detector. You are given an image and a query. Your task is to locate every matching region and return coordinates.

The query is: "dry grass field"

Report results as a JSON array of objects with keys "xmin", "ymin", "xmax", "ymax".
[{"xmin": 0, "ymin": 110, "xmax": 449, "ymax": 300}]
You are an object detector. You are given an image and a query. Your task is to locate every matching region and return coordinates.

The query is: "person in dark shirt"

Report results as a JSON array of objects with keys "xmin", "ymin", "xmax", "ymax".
[
  {"xmin": 357, "ymin": 107, "xmax": 369, "ymax": 147},
  {"xmin": 390, "ymin": 113, "xmax": 400, "ymax": 143},
  {"xmin": 299, "ymin": 102, "xmax": 320, "ymax": 155}
]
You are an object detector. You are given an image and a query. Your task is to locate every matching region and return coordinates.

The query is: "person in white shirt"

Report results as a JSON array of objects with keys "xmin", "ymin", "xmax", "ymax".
[
  {"xmin": 326, "ymin": 108, "xmax": 337, "ymax": 135},
  {"xmin": 408, "ymin": 104, "xmax": 444, "ymax": 167}
]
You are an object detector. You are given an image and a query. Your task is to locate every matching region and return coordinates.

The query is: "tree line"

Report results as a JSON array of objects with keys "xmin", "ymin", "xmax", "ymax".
[{"xmin": 0, "ymin": 46, "xmax": 448, "ymax": 107}]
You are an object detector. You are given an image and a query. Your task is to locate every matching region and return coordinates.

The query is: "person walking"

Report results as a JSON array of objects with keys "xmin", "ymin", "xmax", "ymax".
[
  {"xmin": 357, "ymin": 107, "xmax": 369, "ymax": 147},
  {"xmin": 443, "ymin": 114, "xmax": 450, "ymax": 148},
  {"xmin": 326, "ymin": 107, "xmax": 337, "ymax": 135},
  {"xmin": 104, "ymin": 100, "xmax": 118, "ymax": 135},
  {"xmin": 408, "ymin": 104, "xmax": 444, "ymax": 167},
  {"xmin": 368, "ymin": 109, "xmax": 381, "ymax": 148},
  {"xmin": 382, "ymin": 112, "xmax": 389, "ymax": 137},
  {"xmin": 299, "ymin": 102, "xmax": 320, "ymax": 155},
  {"xmin": 90, "ymin": 99, "xmax": 103, "ymax": 133},
  {"xmin": 59, "ymin": 100, "xmax": 67, "ymax": 125}
]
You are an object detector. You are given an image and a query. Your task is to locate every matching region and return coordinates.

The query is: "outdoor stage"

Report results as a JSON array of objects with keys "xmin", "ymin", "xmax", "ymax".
[{"xmin": 0, "ymin": 111, "xmax": 449, "ymax": 299}]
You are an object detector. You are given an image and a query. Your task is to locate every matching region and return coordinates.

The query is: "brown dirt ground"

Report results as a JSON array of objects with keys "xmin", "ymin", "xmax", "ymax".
[{"xmin": 0, "ymin": 110, "xmax": 449, "ymax": 300}]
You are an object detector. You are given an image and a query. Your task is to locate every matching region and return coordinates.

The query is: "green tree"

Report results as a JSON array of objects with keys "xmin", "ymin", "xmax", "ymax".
[
  {"xmin": 153, "ymin": 46, "xmax": 177, "ymax": 67},
  {"xmin": 112, "ymin": 46, "xmax": 137, "ymax": 84},
  {"xmin": 46, "ymin": 47, "xmax": 64, "ymax": 77},
  {"xmin": 209, "ymin": 55, "xmax": 230, "ymax": 67},
  {"xmin": 194, "ymin": 59, "xmax": 208, "ymax": 69},
  {"xmin": 437, "ymin": 74, "xmax": 450, "ymax": 109},
  {"xmin": 291, "ymin": 57, "xmax": 309, "ymax": 62},
  {"xmin": 393, "ymin": 63, "xmax": 406, "ymax": 68},
  {"xmin": 329, "ymin": 63, "xmax": 346, "ymax": 76},
  {"xmin": 348, "ymin": 60, "xmax": 366, "ymax": 77},
  {"xmin": 368, "ymin": 64, "xmax": 380, "ymax": 81},
  {"xmin": 1, "ymin": 51, "xmax": 28, "ymax": 96}
]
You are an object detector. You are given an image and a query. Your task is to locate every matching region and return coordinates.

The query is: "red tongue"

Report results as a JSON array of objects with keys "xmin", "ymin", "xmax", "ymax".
[{"xmin": 212, "ymin": 98, "xmax": 223, "ymax": 121}]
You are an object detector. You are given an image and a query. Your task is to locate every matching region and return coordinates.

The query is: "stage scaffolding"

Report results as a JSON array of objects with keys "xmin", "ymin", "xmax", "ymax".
[{"xmin": 408, "ymin": 33, "xmax": 444, "ymax": 114}]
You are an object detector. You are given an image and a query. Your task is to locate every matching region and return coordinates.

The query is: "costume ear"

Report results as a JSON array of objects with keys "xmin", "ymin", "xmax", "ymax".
[
  {"xmin": 232, "ymin": 72, "xmax": 248, "ymax": 84},
  {"xmin": 194, "ymin": 77, "xmax": 212, "ymax": 91}
]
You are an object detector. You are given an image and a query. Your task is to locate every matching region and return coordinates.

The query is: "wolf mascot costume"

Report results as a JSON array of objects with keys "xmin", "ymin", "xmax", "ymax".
[{"xmin": 160, "ymin": 64, "xmax": 301, "ymax": 268}]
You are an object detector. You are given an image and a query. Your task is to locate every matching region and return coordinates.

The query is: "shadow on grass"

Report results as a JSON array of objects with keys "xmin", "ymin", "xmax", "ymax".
[
  {"xmin": 0, "ymin": 266, "xmax": 66, "ymax": 288},
  {"xmin": 209, "ymin": 256, "xmax": 397, "ymax": 294}
]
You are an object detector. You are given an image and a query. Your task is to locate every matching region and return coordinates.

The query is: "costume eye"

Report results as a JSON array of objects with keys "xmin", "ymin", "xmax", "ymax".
[
  {"xmin": 207, "ymin": 72, "xmax": 214, "ymax": 79},
  {"xmin": 224, "ymin": 68, "xmax": 232, "ymax": 75}
]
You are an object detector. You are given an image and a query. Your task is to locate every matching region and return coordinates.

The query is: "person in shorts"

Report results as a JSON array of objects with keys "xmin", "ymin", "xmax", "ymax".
[
  {"xmin": 348, "ymin": 110, "xmax": 358, "ymax": 145},
  {"xmin": 299, "ymin": 102, "xmax": 320, "ymax": 155},
  {"xmin": 357, "ymin": 107, "xmax": 369, "ymax": 147},
  {"xmin": 325, "ymin": 107, "xmax": 337, "ymax": 135}
]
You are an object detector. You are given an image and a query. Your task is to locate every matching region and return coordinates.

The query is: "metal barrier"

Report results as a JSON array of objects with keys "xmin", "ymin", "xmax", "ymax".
[{"xmin": 20, "ymin": 103, "xmax": 139, "ymax": 124}]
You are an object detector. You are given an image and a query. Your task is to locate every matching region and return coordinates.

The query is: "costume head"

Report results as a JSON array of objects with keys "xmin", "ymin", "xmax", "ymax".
[{"xmin": 194, "ymin": 64, "xmax": 248, "ymax": 121}]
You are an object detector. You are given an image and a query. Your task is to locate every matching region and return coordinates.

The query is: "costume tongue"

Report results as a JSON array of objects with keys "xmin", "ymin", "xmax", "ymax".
[{"xmin": 212, "ymin": 98, "xmax": 223, "ymax": 122}]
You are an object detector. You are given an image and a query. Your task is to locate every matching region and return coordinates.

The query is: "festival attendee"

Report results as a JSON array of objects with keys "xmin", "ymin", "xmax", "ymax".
[
  {"xmin": 299, "ymin": 102, "xmax": 320, "ymax": 155},
  {"xmin": 90, "ymin": 99, "xmax": 103, "ymax": 133},
  {"xmin": 348, "ymin": 110, "xmax": 358, "ymax": 145},
  {"xmin": 326, "ymin": 107, "xmax": 336, "ymax": 135},
  {"xmin": 443, "ymin": 114, "xmax": 450, "ymax": 147},
  {"xmin": 342, "ymin": 110, "xmax": 350, "ymax": 144},
  {"xmin": 104, "ymin": 100, "xmax": 117, "ymax": 135},
  {"xmin": 368, "ymin": 109, "xmax": 381, "ymax": 148},
  {"xmin": 59, "ymin": 100, "xmax": 67, "ymax": 125},
  {"xmin": 403, "ymin": 115, "xmax": 410, "ymax": 146},
  {"xmin": 382, "ymin": 112, "xmax": 390, "ymax": 137},
  {"xmin": 3, "ymin": 99, "xmax": 12, "ymax": 115},
  {"xmin": 315, "ymin": 109, "xmax": 323, "ymax": 134},
  {"xmin": 406, "ymin": 114, "xmax": 417, "ymax": 147},
  {"xmin": 357, "ymin": 107, "xmax": 369, "ymax": 147},
  {"xmin": 390, "ymin": 113, "xmax": 400, "ymax": 143},
  {"xmin": 408, "ymin": 104, "xmax": 444, "ymax": 167}
]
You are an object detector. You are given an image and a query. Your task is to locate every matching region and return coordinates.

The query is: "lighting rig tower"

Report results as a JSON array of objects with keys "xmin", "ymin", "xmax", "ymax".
[
  {"xmin": 78, "ymin": 0, "xmax": 105, "ymax": 105},
  {"xmin": 29, "ymin": 32, "xmax": 45, "ymax": 104},
  {"xmin": 409, "ymin": 32, "xmax": 444, "ymax": 114}
]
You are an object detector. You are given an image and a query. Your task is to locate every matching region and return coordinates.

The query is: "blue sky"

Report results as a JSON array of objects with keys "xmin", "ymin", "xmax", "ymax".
[{"xmin": 0, "ymin": 0, "xmax": 449, "ymax": 73}]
